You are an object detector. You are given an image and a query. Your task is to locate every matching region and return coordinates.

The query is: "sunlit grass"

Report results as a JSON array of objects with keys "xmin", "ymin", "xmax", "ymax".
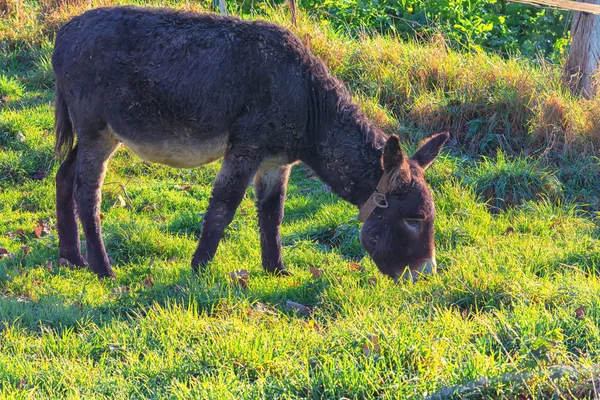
[{"xmin": 1, "ymin": 1, "xmax": 600, "ymax": 398}]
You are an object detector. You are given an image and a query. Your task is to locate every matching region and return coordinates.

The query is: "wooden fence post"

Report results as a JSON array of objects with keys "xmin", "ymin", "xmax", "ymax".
[
  {"xmin": 213, "ymin": 0, "xmax": 227, "ymax": 15},
  {"xmin": 564, "ymin": 0, "xmax": 600, "ymax": 98}
]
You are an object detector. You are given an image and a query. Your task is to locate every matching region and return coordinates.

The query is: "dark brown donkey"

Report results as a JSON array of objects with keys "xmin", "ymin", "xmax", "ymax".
[{"xmin": 52, "ymin": 6, "xmax": 449, "ymax": 280}]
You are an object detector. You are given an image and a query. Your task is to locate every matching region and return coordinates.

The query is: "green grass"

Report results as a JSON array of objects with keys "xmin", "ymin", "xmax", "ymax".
[{"xmin": 2, "ymin": 1, "xmax": 600, "ymax": 399}]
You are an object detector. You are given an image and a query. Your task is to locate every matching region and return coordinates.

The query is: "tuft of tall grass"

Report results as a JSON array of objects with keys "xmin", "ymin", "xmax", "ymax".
[{"xmin": 464, "ymin": 150, "xmax": 563, "ymax": 210}]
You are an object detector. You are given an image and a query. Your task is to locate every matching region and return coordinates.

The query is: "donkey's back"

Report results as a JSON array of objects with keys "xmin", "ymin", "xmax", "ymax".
[{"xmin": 53, "ymin": 6, "xmax": 313, "ymax": 167}]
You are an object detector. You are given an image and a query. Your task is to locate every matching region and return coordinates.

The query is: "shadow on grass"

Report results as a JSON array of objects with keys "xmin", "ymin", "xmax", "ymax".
[{"xmin": 0, "ymin": 257, "xmax": 332, "ymax": 336}]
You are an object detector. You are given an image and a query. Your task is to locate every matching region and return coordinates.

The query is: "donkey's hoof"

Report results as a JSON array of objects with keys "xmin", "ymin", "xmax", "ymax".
[
  {"xmin": 266, "ymin": 267, "xmax": 292, "ymax": 277},
  {"xmin": 59, "ymin": 253, "xmax": 87, "ymax": 269},
  {"xmin": 94, "ymin": 268, "xmax": 116, "ymax": 279}
]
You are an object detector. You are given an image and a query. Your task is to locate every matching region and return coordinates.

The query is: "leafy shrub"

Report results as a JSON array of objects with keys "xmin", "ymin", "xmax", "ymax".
[{"xmin": 298, "ymin": 0, "xmax": 569, "ymax": 59}]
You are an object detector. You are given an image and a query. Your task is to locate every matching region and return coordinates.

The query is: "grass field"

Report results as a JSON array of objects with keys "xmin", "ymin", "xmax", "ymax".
[{"xmin": 2, "ymin": 1, "xmax": 600, "ymax": 398}]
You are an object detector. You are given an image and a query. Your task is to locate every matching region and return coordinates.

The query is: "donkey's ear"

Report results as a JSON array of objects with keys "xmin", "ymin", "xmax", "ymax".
[
  {"xmin": 383, "ymin": 135, "xmax": 411, "ymax": 186},
  {"xmin": 411, "ymin": 132, "xmax": 450, "ymax": 170}
]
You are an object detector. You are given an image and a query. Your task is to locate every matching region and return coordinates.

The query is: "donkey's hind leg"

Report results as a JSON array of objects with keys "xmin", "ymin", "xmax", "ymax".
[
  {"xmin": 74, "ymin": 128, "xmax": 120, "ymax": 278},
  {"xmin": 254, "ymin": 164, "xmax": 291, "ymax": 275},
  {"xmin": 56, "ymin": 144, "xmax": 86, "ymax": 267}
]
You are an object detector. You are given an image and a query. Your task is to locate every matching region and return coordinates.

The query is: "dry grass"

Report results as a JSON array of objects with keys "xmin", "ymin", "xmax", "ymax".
[{"xmin": 1, "ymin": 0, "xmax": 599, "ymax": 159}]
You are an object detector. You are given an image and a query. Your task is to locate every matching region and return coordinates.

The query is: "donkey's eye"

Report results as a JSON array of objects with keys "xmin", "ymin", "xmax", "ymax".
[{"xmin": 403, "ymin": 218, "xmax": 423, "ymax": 232}]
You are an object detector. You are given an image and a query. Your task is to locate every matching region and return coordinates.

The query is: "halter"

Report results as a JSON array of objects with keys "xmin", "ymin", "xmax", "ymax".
[{"xmin": 357, "ymin": 172, "xmax": 391, "ymax": 222}]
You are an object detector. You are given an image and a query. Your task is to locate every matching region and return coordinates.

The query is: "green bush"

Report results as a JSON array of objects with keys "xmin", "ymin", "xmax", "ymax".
[{"xmin": 298, "ymin": 0, "xmax": 569, "ymax": 60}]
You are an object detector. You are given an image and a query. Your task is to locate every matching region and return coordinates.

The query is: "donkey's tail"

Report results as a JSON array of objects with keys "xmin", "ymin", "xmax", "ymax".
[{"xmin": 54, "ymin": 87, "xmax": 75, "ymax": 159}]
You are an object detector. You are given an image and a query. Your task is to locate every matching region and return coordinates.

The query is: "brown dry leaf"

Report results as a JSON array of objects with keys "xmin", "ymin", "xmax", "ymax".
[
  {"xmin": 21, "ymin": 246, "xmax": 29, "ymax": 255},
  {"xmin": 363, "ymin": 334, "xmax": 381, "ymax": 357},
  {"xmin": 349, "ymin": 261, "xmax": 364, "ymax": 272},
  {"xmin": 174, "ymin": 184, "xmax": 192, "ymax": 191},
  {"xmin": 32, "ymin": 171, "xmax": 48, "ymax": 180},
  {"xmin": 15, "ymin": 229, "xmax": 25, "ymax": 237},
  {"xmin": 144, "ymin": 275, "xmax": 154, "ymax": 288},
  {"xmin": 34, "ymin": 225, "xmax": 43, "ymax": 238},
  {"xmin": 575, "ymin": 306, "xmax": 586, "ymax": 320},
  {"xmin": 286, "ymin": 300, "xmax": 310, "ymax": 315},
  {"xmin": 32, "ymin": 279, "xmax": 41, "ymax": 286},
  {"xmin": 45, "ymin": 260, "xmax": 53, "ymax": 272},
  {"xmin": 113, "ymin": 286, "xmax": 130, "ymax": 296},
  {"xmin": 368, "ymin": 277, "xmax": 377, "ymax": 286},
  {"xmin": 17, "ymin": 378, "xmax": 27, "ymax": 389},
  {"xmin": 309, "ymin": 267, "xmax": 322, "ymax": 279},
  {"xmin": 230, "ymin": 270, "xmax": 250, "ymax": 288},
  {"xmin": 505, "ymin": 226, "xmax": 515, "ymax": 235},
  {"xmin": 0, "ymin": 248, "xmax": 8, "ymax": 257},
  {"xmin": 76, "ymin": 301, "xmax": 83, "ymax": 309},
  {"xmin": 308, "ymin": 320, "xmax": 324, "ymax": 333}
]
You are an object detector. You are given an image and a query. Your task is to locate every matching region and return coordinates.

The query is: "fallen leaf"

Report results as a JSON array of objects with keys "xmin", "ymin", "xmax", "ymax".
[
  {"xmin": 349, "ymin": 261, "xmax": 364, "ymax": 272},
  {"xmin": 368, "ymin": 277, "xmax": 377, "ymax": 286},
  {"xmin": 76, "ymin": 301, "xmax": 83, "ymax": 309},
  {"xmin": 174, "ymin": 184, "xmax": 192, "ymax": 191},
  {"xmin": 363, "ymin": 334, "xmax": 380, "ymax": 357},
  {"xmin": 34, "ymin": 225, "xmax": 43, "ymax": 238},
  {"xmin": 15, "ymin": 229, "xmax": 25, "ymax": 237},
  {"xmin": 0, "ymin": 248, "xmax": 8, "ymax": 257},
  {"xmin": 32, "ymin": 278, "xmax": 41, "ymax": 286},
  {"xmin": 144, "ymin": 275, "xmax": 154, "ymax": 288},
  {"xmin": 575, "ymin": 306, "xmax": 586, "ymax": 320},
  {"xmin": 17, "ymin": 378, "xmax": 26, "ymax": 389},
  {"xmin": 286, "ymin": 300, "xmax": 310, "ymax": 315},
  {"xmin": 504, "ymin": 226, "xmax": 515, "ymax": 235},
  {"xmin": 230, "ymin": 270, "xmax": 249, "ymax": 288},
  {"xmin": 32, "ymin": 171, "xmax": 47, "ymax": 180},
  {"xmin": 308, "ymin": 320, "xmax": 324, "ymax": 333},
  {"xmin": 113, "ymin": 286, "xmax": 130, "ymax": 296},
  {"xmin": 21, "ymin": 246, "xmax": 29, "ymax": 255},
  {"xmin": 45, "ymin": 260, "xmax": 52, "ymax": 272},
  {"xmin": 309, "ymin": 267, "xmax": 322, "ymax": 279}
]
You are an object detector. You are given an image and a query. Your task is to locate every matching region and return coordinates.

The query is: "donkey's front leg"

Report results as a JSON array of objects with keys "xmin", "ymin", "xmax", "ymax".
[
  {"xmin": 254, "ymin": 165, "xmax": 291, "ymax": 275},
  {"xmin": 191, "ymin": 153, "xmax": 261, "ymax": 273}
]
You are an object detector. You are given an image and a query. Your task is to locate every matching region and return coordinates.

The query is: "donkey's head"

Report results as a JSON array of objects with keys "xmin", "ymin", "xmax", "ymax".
[{"xmin": 359, "ymin": 132, "xmax": 449, "ymax": 282}]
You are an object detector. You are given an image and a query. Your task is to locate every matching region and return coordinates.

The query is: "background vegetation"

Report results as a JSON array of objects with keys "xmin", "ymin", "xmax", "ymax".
[{"xmin": 1, "ymin": 0, "xmax": 600, "ymax": 398}]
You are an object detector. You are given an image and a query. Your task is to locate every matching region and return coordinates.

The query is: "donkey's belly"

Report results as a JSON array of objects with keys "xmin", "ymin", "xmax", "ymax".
[{"xmin": 109, "ymin": 126, "xmax": 228, "ymax": 168}]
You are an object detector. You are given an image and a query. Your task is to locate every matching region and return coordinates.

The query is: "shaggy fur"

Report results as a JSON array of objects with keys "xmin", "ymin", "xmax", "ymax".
[{"xmin": 53, "ymin": 6, "xmax": 448, "ymax": 279}]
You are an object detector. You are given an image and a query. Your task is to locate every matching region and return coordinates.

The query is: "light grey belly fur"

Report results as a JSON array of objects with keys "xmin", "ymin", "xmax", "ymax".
[{"xmin": 108, "ymin": 125, "xmax": 228, "ymax": 168}]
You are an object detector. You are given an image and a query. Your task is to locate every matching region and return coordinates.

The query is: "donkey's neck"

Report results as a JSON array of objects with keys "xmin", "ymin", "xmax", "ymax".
[{"xmin": 301, "ymin": 101, "xmax": 387, "ymax": 207}]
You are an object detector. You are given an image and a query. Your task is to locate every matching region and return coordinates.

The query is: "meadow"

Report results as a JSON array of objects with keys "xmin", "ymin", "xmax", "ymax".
[{"xmin": 2, "ymin": 1, "xmax": 600, "ymax": 398}]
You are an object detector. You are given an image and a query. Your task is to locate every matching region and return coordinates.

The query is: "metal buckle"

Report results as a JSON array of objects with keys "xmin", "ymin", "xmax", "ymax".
[{"xmin": 373, "ymin": 193, "xmax": 388, "ymax": 208}]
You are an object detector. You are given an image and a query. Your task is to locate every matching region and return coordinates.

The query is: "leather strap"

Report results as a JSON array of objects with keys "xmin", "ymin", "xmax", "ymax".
[{"xmin": 357, "ymin": 172, "xmax": 390, "ymax": 222}]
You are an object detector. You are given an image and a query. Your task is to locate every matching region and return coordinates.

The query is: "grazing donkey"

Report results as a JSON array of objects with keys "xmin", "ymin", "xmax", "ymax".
[{"xmin": 52, "ymin": 6, "xmax": 449, "ymax": 280}]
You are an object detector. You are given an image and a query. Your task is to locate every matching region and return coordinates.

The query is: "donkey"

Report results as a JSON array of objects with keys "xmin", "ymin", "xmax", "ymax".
[{"xmin": 52, "ymin": 6, "xmax": 449, "ymax": 280}]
